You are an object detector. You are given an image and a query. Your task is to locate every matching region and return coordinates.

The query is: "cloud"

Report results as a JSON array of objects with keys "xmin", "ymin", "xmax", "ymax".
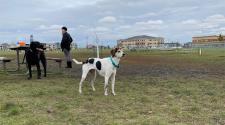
[
  {"xmin": 27, "ymin": 18, "xmax": 46, "ymax": 23},
  {"xmin": 1, "ymin": 0, "xmax": 225, "ymax": 46},
  {"xmin": 169, "ymin": 14, "xmax": 225, "ymax": 40},
  {"xmin": 136, "ymin": 20, "xmax": 164, "ymax": 25},
  {"xmin": 205, "ymin": 14, "xmax": 225, "ymax": 23},
  {"xmin": 90, "ymin": 27, "xmax": 110, "ymax": 32},
  {"xmin": 120, "ymin": 12, "xmax": 156, "ymax": 19},
  {"xmin": 181, "ymin": 14, "xmax": 225, "ymax": 30},
  {"xmin": 36, "ymin": 25, "xmax": 63, "ymax": 30},
  {"xmin": 98, "ymin": 16, "xmax": 117, "ymax": 23},
  {"xmin": 181, "ymin": 19, "xmax": 199, "ymax": 25}
]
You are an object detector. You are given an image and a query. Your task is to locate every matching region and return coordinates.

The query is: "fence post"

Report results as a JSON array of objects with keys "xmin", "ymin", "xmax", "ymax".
[{"xmin": 199, "ymin": 48, "xmax": 202, "ymax": 56}]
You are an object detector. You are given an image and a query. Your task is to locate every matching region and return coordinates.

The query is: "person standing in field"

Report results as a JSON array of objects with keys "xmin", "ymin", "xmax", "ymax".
[{"xmin": 61, "ymin": 26, "xmax": 73, "ymax": 68}]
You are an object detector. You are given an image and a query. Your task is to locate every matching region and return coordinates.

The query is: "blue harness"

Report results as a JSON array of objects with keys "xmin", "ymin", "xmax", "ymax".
[{"xmin": 109, "ymin": 56, "xmax": 119, "ymax": 68}]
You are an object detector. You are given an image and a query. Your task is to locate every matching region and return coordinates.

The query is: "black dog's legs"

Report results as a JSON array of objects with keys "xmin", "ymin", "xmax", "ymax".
[
  {"xmin": 40, "ymin": 53, "xmax": 47, "ymax": 77},
  {"xmin": 26, "ymin": 49, "xmax": 34, "ymax": 80},
  {"xmin": 36, "ymin": 63, "xmax": 41, "ymax": 79},
  {"xmin": 27, "ymin": 64, "xmax": 32, "ymax": 80},
  {"xmin": 42, "ymin": 60, "xmax": 47, "ymax": 77}
]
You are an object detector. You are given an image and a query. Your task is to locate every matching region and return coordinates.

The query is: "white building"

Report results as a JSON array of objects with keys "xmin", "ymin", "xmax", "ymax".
[{"xmin": 117, "ymin": 35, "xmax": 164, "ymax": 49}]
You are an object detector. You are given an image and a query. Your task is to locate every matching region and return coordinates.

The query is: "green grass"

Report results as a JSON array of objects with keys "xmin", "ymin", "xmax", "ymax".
[
  {"xmin": 0, "ymin": 48, "xmax": 225, "ymax": 125},
  {"xmin": 0, "ymin": 75, "xmax": 224, "ymax": 125}
]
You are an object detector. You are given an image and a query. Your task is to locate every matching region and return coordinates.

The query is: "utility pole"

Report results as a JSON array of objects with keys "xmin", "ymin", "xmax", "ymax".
[
  {"xmin": 86, "ymin": 36, "xmax": 89, "ymax": 49},
  {"xmin": 30, "ymin": 35, "xmax": 34, "ymax": 43},
  {"xmin": 95, "ymin": 32, "xmax": 100, "ymax": 58}
]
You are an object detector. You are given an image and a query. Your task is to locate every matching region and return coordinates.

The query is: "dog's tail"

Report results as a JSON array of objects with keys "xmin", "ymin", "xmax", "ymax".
[{"xmin": 72, "ymin": 59, "xmax": 83, "ymax": 65}]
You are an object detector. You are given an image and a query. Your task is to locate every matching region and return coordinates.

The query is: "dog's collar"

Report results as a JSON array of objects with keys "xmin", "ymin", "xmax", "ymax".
[{"xmin": 109, "ymin": 56, "xmax": 119, "ymax": 68}]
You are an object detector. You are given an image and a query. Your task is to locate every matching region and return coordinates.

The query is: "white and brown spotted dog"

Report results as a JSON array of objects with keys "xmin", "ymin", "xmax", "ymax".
[{"xmin": 73, "ymin": 48, "xmax": 125, "ymax": 96}]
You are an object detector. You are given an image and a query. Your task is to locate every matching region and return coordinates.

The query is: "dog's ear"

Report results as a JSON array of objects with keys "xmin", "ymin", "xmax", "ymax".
[
  {"xmin": 111, "ymin": 48, "xmax": 118, "ymax": 57},
  {"xmin": 111, "ymin": 49, "xmax": 116, "ymax": 57}
]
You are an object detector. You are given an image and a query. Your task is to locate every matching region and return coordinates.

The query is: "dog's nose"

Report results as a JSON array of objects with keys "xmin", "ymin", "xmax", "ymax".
[{"xmin": 123, "ymin": 53, "xmax": 126, "ymax": 57}]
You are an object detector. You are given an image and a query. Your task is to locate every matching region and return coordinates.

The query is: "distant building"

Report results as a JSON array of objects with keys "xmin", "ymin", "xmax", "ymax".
[
  {"xmin": 86, "ymin": 44, "xmax": 96, "ymax": 49},
  {"xmin": 45, "ymin": 43, "xmax": 58, "ymax": 51},
  {"xmin": 0, "ymin": 43, "xmax": 10, "ymax": 50},
  {"xmin": 86, "ymin": 44, "xmax": 109, "ymax": 49},
  {"xmin": 183, "ymin": 42, "xmax": 192, "ymax": 48},
  {"xmin": 30, "ymin": 35, "xmax": 34, "ymax": 43},
  {"xmin": 192, "ymin": 35, "xmax": 225, "ymax": 48},
  {"xmin": 42, "ymin": 42, "xmax": 77, "ymax": 51},
  {"xmin": 162, "ymin": 42, "xmax": 182, "ymax": 48},
  {"xmin": 192, "ymin": 35, "xmax": 225, "ymax": 44},
  {"xmin": 42, "ymin": 42, "xmax": 60, "ymax": 50},
  {"xmin": 55, "ymin": 42, "xmax": 61, "ymax": 49},
  {"xmin": 117, "ymin": 35, "xmax": 164, "ymax": 49},
  {"xmin": 71, "ymin": 42, "xmax": 78, "ymax": 49}
]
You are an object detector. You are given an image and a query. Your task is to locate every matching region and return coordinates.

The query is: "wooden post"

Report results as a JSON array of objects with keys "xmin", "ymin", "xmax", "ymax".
[
  {"xmin": 3, "ymin": 62, "xmax": 6, "ymax": 71},
  {"xmin": 16, "ymin": 49, "xmax": 20, "ymax": 70},
  {"xmin": 95, "ymin": 32, "xmax": 100, "ymax": 58},
  {"xmin": 199, "ymin": 48, "xmax": 202, "ymax": 56},
  {"xmin": 59, "ymin": 61, "xmax": 62, "ymax": 68},
  {"xmin": 96, "ymin": 44, "xmax": 99, "ymax": 58}
]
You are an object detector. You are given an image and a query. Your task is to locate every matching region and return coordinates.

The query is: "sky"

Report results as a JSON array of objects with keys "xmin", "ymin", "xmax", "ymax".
[{"xmin": 0, "ymin": 0, "xmax": 225, "ymax": 47}]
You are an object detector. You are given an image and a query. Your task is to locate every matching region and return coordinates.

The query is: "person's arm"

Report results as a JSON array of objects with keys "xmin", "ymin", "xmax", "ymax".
[
  {"xmin": 61, "ymin": 34, "xmax": 67, "ymax": 44},
  {"xmin": 69, "ymin": 34, "xmax": 73, "ymax": 43},
  {"xmin": 62, "ymin": 33, "xmax": 72, "ymax": 50},
  {"xmin": 61, "ymin": 33, "xmax": 67, "ymax": 49}
]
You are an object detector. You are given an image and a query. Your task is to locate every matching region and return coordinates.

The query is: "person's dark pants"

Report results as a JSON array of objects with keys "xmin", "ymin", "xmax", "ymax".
[{"xmin": 63, "ymin": 49, "xmax": 72, "ymax": 68}]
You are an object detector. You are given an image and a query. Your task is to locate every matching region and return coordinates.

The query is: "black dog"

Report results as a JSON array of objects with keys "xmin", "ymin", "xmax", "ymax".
[{"xmin": 25, "ymin": 41, "xmax": 47, "ymax": 79}]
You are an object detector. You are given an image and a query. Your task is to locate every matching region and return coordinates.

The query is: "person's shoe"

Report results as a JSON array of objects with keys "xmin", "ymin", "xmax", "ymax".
[
  {"xmin": 65, "ymin": 62, "xmax": 69, "ymax": 68},
  {"xmin": 66, "ymin": 61, "xmax": 72, "ymax": 68},
  {"xmin": 69, "ymin": 61, "xmax": 72, "ymax": 68},
  {"xmin": 68, "ymin": 61, "xmax": 72, "ymax": 68}
]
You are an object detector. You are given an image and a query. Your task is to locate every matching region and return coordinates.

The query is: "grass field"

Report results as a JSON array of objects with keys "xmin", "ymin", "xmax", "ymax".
[{"xmin": 0, "ymin": 48, "xmax": 225, "ymax": 125}]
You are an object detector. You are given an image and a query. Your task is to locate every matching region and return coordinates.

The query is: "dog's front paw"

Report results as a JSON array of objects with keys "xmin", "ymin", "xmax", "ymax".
[
  {"xmin": 104, "ymin": 92, "xmax": 108, "ymax": 96},
  {"xmin": 79, "ymin": 90, "xmax": 82, "ymax": 94},
  {"xmin": 112, "ymin": 92, "xmax": 116, "ymax": 96}
]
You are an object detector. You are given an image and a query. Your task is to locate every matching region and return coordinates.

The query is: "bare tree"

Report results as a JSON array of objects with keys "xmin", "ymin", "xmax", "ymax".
[{"xmin": 218, "ymin": 34, "xmax": 224, "ymax": 41}]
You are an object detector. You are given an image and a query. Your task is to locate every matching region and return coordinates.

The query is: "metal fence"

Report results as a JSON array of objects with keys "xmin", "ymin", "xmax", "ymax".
[{"xmin": 192, "ymin": 42, "xmax": 225, "ymax": 48}]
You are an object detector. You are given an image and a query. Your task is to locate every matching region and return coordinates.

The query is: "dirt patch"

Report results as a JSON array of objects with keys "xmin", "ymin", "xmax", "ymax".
[{"xmin": 63, "ymin": 55, "xmax": 225, "ymax": 80}]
